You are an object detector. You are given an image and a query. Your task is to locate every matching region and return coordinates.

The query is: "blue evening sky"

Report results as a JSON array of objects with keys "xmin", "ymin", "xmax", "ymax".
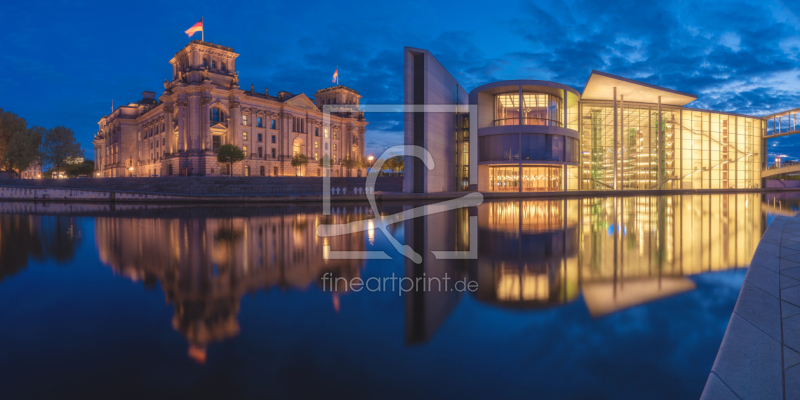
[{"xmin": 2, "ymin": 0, "xmax": 800, "ymax": 161}]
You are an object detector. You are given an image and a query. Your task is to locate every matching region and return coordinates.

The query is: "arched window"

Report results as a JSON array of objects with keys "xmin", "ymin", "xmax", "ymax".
[
  {"xmin": 221, "ymin": 62, "xmax": 227, "ymax": 71},
  {"xmin": 211, "ymin": 107, "xmax": 220, "ymax": 122},
  {"xmin": 212, "ymin": 60, "xmax": 217, "ymax": 69},
  {"xmin": 203, "ymin": 58, "xmax": 207, "ymax": 68}
]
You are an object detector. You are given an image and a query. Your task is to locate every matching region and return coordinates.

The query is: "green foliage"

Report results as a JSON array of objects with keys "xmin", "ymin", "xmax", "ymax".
[
  {"xmin": 318, "ymin": 154, "xmax": 331, "ymax": 168},
  {"xmin": 41, "ymin": 126, "xmax": 82, "ymax": 173},
  {"xmin": 340, "ymin": 156, "xmax": 355, "ymax": 171},
  {"xmin": 5, "ymin": 126, "xmax": 43, "ymax": 175},
  {"xmin": 217, "ymin": 144, "xmax": 245, "ymax": 175},
  {"xmin": 383, "ymin": 155, "xmax": 404, "ymax": 176},
  {"xmin": 64, "ymin": 161, "xmax": 95, "ymax": 177},
  {"xmin": 291, "ymin": 153, "xmax": 309, "ymax": 176},
  {"xmin": 0, "ymin": 109, "xmax": 30, "ymax": 172}
]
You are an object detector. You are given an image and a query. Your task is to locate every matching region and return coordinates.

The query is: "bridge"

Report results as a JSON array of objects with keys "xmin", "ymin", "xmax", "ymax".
[{"xmin": 761, "ymin": 163, "xmax": 800, "ymax": 178}]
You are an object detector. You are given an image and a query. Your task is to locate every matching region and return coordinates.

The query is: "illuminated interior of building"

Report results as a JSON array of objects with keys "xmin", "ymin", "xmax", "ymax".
[{"xmin": 447, "ymin": 72, "xmax": 771, "ymax": 193}]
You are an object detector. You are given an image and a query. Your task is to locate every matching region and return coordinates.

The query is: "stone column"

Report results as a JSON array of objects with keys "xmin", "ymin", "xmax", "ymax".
[
  {"xmin": 201, "ymin": 96, "xmax": 211, "ymax": 151},
  {"xmin": 164, "ymin": 106, "xmax": 174, "ymax": 154},
  {"xmin": 187, "ymin": 95, "xmax": 201, "ymax": 152},
  {"xmin": 230, "ymin": 101, "xmax": 240, "ymax": 147},
  {"xmin": 177, "ymin": 100, "xmax": 187, "ymax": 152}
]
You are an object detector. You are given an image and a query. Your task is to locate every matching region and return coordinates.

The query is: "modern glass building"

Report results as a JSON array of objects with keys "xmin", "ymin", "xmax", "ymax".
[{"xmin": 404, "ymin": 48, "xmax": 768, "ymax": 193}]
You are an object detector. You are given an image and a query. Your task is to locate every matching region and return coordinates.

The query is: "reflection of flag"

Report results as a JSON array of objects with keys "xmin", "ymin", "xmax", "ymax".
[
  {"xmin": 332, "ymin": 66, "xmax": 338, "ymax": 85},
  {"xmin": 185, "ymin": 18, "xmax": 203, "ymax": 38}
]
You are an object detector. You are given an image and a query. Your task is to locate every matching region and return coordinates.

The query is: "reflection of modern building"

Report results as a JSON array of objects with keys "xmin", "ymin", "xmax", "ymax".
[
  {"xmin": 93, "ymin": 40, "xmax": 367, "ymax": 178},
  {"xmin": 406, "ymin": 194, "xmax": 763, "ymax": 340},
  {"xmin": 405, "ymin": 48, "xmax": 766, "ymax": 193},
  {"xmin": 94, "ymin": 210, "xmax": 365, "ymax": 362}
]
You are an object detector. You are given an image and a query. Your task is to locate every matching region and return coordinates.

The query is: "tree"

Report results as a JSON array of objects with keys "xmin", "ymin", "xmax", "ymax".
[
  {"xmin": 318, "ymin": 154, "xmax": 331, "ymax": 177},
  {"xmin": 41, "ymin": 126, "xmax": 82, "ymax": 175},
  {"xmin": 62, "ymin": 160, "xmax": 95, "ymax": 178},
  {"xmin": 390, "ymin": 155, "xmax": 405, "ymax": 176},
  {"xmin": 217, "ymin": 144, "xmax": 245, "ymax": 176},
  {"xmin": 0, "ymin": 109, "xmax": 28, "ymax": 171},
  {"xmin": 4, "ymin": 126, "xmax": 43, "ymax": 176},
  {"xmin": 340, "ymin": 156, "xmax": 355, "ymax": 177},
  {"xmin": 291, "ymin": 153, "xmax": 309, "ymax": 176}
]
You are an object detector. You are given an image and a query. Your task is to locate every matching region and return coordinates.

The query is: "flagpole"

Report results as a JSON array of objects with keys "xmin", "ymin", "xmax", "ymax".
[{"xmin": 201, "ymin": 17, "xmax": 204, "ymax": 42}]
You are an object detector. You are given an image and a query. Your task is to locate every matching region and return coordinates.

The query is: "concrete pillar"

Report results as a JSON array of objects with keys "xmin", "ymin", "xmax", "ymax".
[
  {"xmin": 658, "ymin": 96, "xmax": 662, "ymax": 190},
  {"xmin": 620, "ymin": 95, "xmax": 624, "ymax": 190},
  {"xmin": 519, "ymin": 85, "xmax": 523, "ymax": 193},
  {"xmin": 613, "ymin": 87, "xmax": 617, "ymax": 190}
]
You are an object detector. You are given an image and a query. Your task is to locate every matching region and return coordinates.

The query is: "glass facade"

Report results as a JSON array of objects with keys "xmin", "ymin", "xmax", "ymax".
[
  {"xmin": 489, "ymin": 165, "xmax": 564, "ymax": 192},
  {"xmin": 580, "ymin": 102, "xmax": 762, "ymax": 190},
  {"xmin": 480, "ymin": 134, "xmax": 578, "ymax": 162},
  {"xmin": 522, "ymin": 166, "xmax": 562, "ymax": 191},
  {"xmin": 495, "ymin": 92, "xmax": 563, "ymax": 127},
  {"xmin": 489, "ymin": 166, "xmax": 519, "ymax": 191}
]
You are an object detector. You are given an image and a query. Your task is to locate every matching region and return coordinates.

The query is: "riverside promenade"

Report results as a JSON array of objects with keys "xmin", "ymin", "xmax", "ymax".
[
  {"xmin": 2, "ymin": 177, "xmax": 800, "ymax": 203},
  {"xmin": 702, "ymin": 214, "xmax": 800, "ymax": 399}
]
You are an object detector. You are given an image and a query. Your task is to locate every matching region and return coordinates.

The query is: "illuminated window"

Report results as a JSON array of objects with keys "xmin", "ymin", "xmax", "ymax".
[
  {"xmin": 242, "ymin": 114, "xmax": 248, "ymax": 125},
  {"xmin": 522, "ymin": 93, "xmax": 562, "ymax": 127},
  {"xmin": 315, "ymin": 142, "xmax": 319, "ymax": 149},
  {"xmin": 495, "ymin": 93, "xmax": 519, "ymax": 126},
  {"xmin": 243, "ymin": 132, "xmax": 247, "ymax": 141},
  {"xmin": 243, "ymin": 146, "xmax": 248, "ymax": 155}
]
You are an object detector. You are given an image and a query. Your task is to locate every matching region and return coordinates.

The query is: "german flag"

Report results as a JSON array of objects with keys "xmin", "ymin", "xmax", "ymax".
[{"xmin": 185, "ymin": 18, "xmax": 203, "ymax": 38}]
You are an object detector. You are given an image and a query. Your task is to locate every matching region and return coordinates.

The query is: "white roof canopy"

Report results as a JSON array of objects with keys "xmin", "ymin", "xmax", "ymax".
[{"xmin": 582, "ymin": 70, "xmax": 697, "ymax": 106}]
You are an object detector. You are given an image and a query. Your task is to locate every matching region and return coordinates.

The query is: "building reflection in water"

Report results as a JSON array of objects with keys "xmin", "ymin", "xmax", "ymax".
[
  {"xmin": 94, "ymin": 208, "xmax": 367, "ymax": 363},
  {"xmin": 88, "ymin": 195, "xmax": 762, "ymax": 353},
  {"xmin": 469, "ymin": 194, "xmax": 761, "ymax": 316},
  {"xmin": 406, "ymin": 194, "xmax": 762, "ymax": 342}
]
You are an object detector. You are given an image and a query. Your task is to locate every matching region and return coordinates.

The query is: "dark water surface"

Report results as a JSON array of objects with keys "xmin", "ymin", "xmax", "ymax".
[{"xmin": 0, "ymin": 194, "xmax": 789, "ymax": 399}]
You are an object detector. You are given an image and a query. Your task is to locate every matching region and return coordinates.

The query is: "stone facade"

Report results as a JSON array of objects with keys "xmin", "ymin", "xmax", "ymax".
[
  {"xmin": 93, "ymin": 40, "xmax": 368, "ymax": 178},
  {"xmin": 19, "ymin": 159, "xmax": 42, "ymax": 179}
]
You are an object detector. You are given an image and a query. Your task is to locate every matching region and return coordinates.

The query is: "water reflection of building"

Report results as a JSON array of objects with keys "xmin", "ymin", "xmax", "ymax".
[
  {"xmin": 0, "ymin": 215, "xmax": 82, "ymax": 281},
  {"xmin": 472, "ymin": 200, "xmax": 580, "ymax": 307},
  {"xmin": 407, "ymin": 194, "xmax": 763, "ymax": 341},
  {"xmin": 94, "ymin": 210, "xmax": 365, "ymax": 362},
  {"xmin": 403, "ymin": 207, "xmax": 470, "ymax": 344}
]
